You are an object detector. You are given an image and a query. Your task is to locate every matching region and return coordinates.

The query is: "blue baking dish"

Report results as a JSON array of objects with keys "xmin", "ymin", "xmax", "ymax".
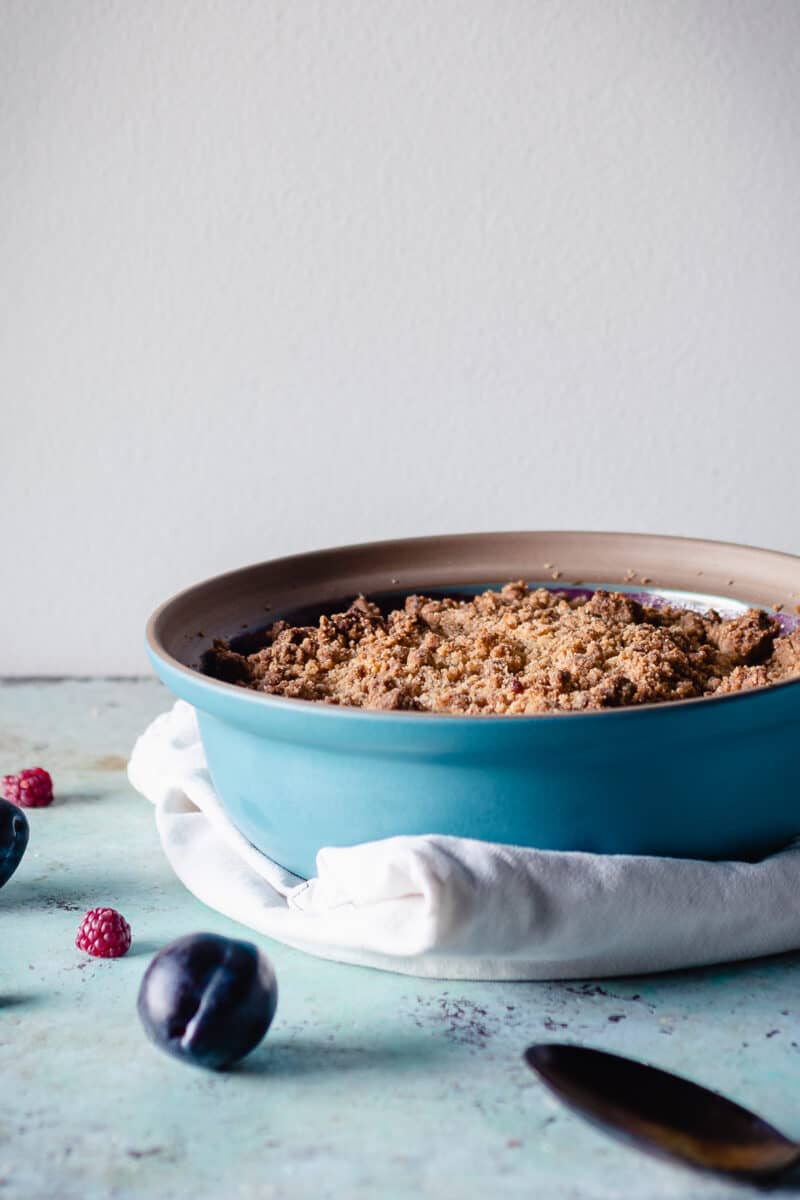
[{"xmin": 146, "ymin": 531, "xmax": 800, "ymax": 877}]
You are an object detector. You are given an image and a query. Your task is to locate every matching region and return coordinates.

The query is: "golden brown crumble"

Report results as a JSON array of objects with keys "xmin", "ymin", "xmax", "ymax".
[{"xmin": 204, "ymin": 583, "xmax": 800, "ymax": 714}]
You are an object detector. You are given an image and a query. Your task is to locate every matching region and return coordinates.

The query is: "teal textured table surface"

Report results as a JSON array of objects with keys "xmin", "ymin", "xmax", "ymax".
[{"xmin": 2, "ymin": 680, "xmax": 800, "ymax": 1200}]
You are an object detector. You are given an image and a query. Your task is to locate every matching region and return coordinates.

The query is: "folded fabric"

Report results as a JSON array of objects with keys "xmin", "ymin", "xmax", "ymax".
[{"xmin": 128, "ymin": 701, "xmax": 800, "ymax": 980}]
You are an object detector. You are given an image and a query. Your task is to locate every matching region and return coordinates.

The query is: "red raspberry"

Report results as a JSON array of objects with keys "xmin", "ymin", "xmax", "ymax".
[
  {"xmin": 2, "ymin": 767, "xmax": 53, "ymax": 808},
  {"xmin": 76, "ymin": 907, "xmax": 132, "ymax": 958}
]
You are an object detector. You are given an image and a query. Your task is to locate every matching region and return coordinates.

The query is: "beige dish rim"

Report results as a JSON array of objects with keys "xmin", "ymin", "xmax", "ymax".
[{"xmin": 146, "ymin": 529, "xmax": 800, "ymax": 723}]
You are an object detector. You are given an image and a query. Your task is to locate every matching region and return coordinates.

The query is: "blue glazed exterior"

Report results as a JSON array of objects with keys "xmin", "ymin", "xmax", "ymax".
[{"xmin": 147, "ymin": 644, "xmax": 800, "ymax": 879}]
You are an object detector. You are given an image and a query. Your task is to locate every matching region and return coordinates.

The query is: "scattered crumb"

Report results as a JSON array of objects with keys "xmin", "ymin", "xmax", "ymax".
[
  {"xmin": 408, "ymin": 995, "xmax": 497, "ymax": 1047},
  {"xmin": 550, "ymin": 570, "xmax": 562, "ymax": 581},
  {"xmin": 92, "ymin": 754, "xmax": 128, "ymax": 772},
  {"xmin": 640, "ymin": 576, "xmax": 652, "ymax": 585},
  {"xmin": 45, "ymin": 898, "xmax": 82, "ymax": 912},
  {"xmin": 774, "ymin": 604, "xmax": 784, "ymax": 613}
]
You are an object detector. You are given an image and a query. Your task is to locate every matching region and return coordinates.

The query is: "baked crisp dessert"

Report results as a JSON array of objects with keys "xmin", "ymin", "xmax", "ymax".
[{"xmin": 204, "ymin": 583, "xmax": 800, "ymax": 714}]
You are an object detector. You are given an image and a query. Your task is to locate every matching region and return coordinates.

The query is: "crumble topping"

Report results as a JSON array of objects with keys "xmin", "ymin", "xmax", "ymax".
[{"xmin": 204, "ymin": 583, "xmax": 800, "ymax": 714}]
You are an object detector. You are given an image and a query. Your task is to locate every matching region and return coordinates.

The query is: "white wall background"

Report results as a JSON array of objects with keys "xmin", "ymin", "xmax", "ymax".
[{"xmin": 3, "ymin": 0, "xmax": 800, "ymax": 675}]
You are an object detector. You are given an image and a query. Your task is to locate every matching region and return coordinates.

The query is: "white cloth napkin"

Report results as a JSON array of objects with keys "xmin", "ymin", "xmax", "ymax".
[{"xmin": 128, "ymin": 701, "xmax": 800, "ymax": 980}]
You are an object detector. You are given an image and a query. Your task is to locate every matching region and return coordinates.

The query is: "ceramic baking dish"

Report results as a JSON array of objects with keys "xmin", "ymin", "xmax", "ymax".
[{"xmin": 146, "ymin": 532, "xmax": 800, "ymax": 877}]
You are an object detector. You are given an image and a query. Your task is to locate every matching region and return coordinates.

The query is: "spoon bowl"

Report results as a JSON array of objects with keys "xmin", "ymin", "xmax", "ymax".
[{"xmin": 524, "ymin": 1043, "xmax": 800, "ymax": 1181}]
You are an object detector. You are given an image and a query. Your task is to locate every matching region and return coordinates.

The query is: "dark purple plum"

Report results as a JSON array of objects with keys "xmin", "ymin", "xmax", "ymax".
[
  {"xmin": 0, "ymin": 797, "xmax": 29, "ymax": 888},
  {"xmin": 137, "ymin": 932, "xmax": 278, "ymax": 1070}
]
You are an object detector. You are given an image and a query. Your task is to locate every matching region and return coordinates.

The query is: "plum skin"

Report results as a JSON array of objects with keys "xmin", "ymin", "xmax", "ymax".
[
  {"xmin": 137, "ymin": 932, "xmax": 278, "ymax": 1070},
  {"xmin": 0, "ymin": 797, "xmax": 29, "ymax": 888}
]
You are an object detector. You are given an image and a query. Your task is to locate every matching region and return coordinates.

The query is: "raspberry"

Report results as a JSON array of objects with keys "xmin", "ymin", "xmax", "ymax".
[
  {"xmin": 76, "ymin": 907, "xmax": 132, "ymax": 958},
  {"xmin": 1, "ymin": 767, "xmax": 53, "ymax": 808}
]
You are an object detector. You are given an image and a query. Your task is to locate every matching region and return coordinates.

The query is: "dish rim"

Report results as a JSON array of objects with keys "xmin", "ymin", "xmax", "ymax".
[{"xmin": 146, "ymin": 529, "xmax": 800, "ymax": 724}]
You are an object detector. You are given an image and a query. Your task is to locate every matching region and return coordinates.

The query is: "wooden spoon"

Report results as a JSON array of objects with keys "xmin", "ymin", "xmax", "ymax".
[{"xmin": 524, "ymin": 1043, "xmax": 800, "ymax": 1181}]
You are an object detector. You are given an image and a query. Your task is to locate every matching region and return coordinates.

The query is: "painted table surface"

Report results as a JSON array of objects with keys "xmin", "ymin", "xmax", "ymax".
[{"xmin": 2, "ymin": 681, "xmax": 800, "ymax": 1200}]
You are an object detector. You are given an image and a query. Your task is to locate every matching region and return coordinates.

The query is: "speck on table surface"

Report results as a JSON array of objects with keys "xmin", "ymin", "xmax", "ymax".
[{"xmin": 2, "ymin": 679, "xmax": 800, "ymax": 1200}]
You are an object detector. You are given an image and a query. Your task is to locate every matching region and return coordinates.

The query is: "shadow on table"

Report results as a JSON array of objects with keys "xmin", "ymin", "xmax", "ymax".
[
  {"xmin": 237, "ymin": 1030, "xmax": 449, "ymax": 1080},
  {"xmin": 488, "ymin": 948, "xmax": 800, "ymax": 1007},
  {"xmin": 767, "ymin": 1164, "xmax": 800, "ymax": 1194},
  {"xmin": 0, "ymin": 869, "xmax": 154, "ymax": 914},
  {"xmin": 127, "ymin": 939, "xmax": 162, "ymax": 959},
  {"xmin": 54, "ymin": 788, "xmax": 119, "ymax": 806},
  {"xmin": 601, "ymin": 947, "xmax": 800, "ymax": 994},
  {"xmin": 0, "ymin": 992, "xmax": 45, "ymax": 1010}
]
